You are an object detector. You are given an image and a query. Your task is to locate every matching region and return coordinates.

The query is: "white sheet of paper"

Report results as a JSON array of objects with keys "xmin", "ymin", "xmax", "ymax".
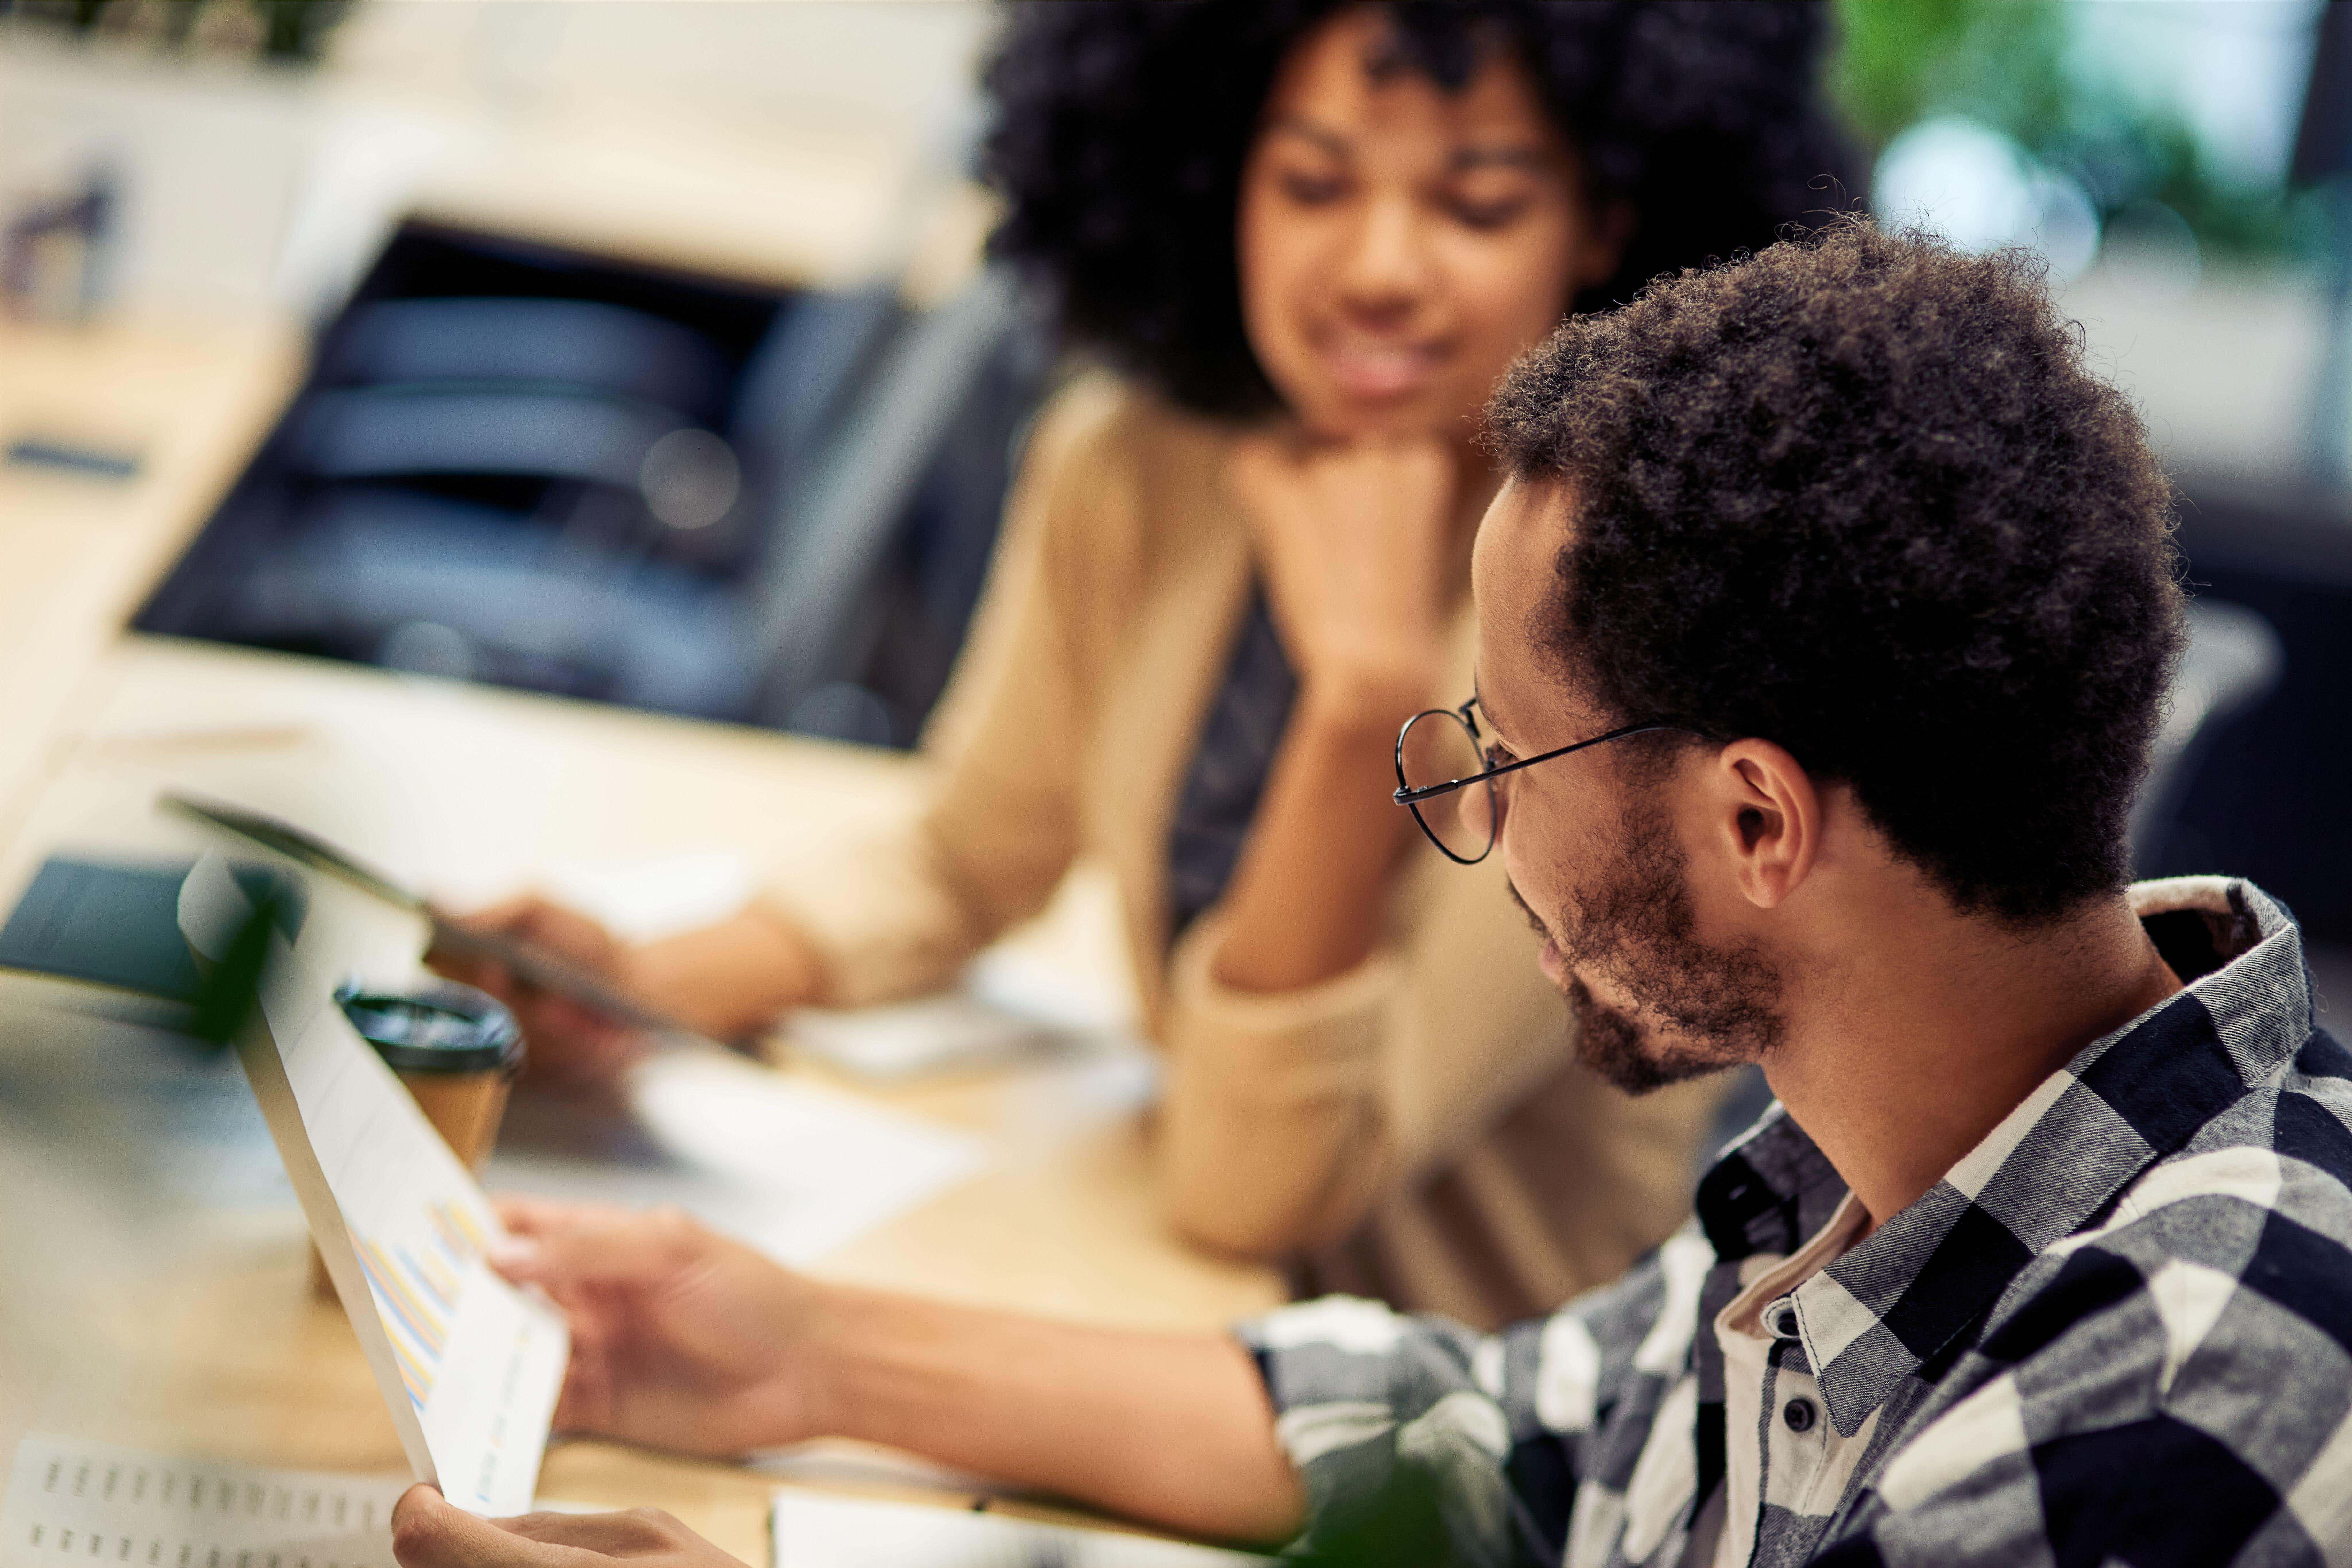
[
  {"xmin": 490, "ymin": 1051, "xmax": 985, "ymax": 1266},
  {"xmin": 771, "ymin": 1491, "xmax": 1269, "ymax": 1568},
  {"xmin": 534, "ymin": 852, "xmax": 756, "ymax": 948},
  {"xmin": 786, "ymin": 904, "xmax": 1146, "ymax": 1085},
  {"xmin": 458, "ymin": 851, "xmax": 1147, "ymax": 1085},
  {"xmin": 783, "ymin": 994, "xmax": 1062, "ymax": 1082},
  {"xmin": 0, "ymin": 1436, "xmax": 406, "ymax": 1568},
  {"xmin": 179, "ymin": 857, "xmax": 567, "ymax": 1517}
]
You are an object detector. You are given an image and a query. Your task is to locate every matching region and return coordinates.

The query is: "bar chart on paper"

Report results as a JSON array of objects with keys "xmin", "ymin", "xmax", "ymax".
[
  {"xmin": 352, "ymin": 1200, "xmax": 487, "ymax": 1410},
  {"xmin": 273, "ymin": 1001, "xmax": 567, "ymax": 1518}
]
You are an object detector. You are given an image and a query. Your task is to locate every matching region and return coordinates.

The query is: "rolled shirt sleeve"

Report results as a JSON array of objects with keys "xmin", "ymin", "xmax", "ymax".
[
  {"xmin": 1154, "ymin": 833, "xmax": 1615, "ymax": 1272},
  {"xmin": 1239, "ymin": 1233, "xmax": 1704, "ymax": 1568},
  {"xmin": 1156, "ymin": 910, "xmax": 1403, "ymax": 1255},
  {"xmin": 754, "ymin": 380, "xmax": 1132, "ymax": 1006}
]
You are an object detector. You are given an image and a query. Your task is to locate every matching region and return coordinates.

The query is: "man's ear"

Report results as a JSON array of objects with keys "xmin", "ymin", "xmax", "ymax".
[{"xmin": 1709, "ymin": 739, "xmax": 1820, "ymax": 910}]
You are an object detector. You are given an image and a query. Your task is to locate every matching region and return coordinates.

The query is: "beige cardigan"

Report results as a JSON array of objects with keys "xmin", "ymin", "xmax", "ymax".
[{"xmin": 767, "ymin": 374, "xmax": 1720, "ymax": 1328}]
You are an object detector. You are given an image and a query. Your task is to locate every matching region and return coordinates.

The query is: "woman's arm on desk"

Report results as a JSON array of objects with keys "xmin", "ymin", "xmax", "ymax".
[
  {"xmin": 430, "ymin": 386, "xmax": 1133, "ymax": 1086},
  {"xmin": 429, "ymin": 900, "xmax": 824, "ymax": 1084},
  {"xmin": 480, "ymin": 1199, "xmax": 1304, "ymax": 1547}
]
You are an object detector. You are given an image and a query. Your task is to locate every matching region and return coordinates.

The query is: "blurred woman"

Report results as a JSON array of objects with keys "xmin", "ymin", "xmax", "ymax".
[{"xmin": 446, "ymin": 0, "xmax": 1854, "ymax": 1327}]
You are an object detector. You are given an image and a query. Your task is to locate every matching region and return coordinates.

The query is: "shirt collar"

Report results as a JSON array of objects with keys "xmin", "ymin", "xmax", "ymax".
[{"xmin": 1691, "ymin": 876, "xmax": 2312, "ymax": 1436}]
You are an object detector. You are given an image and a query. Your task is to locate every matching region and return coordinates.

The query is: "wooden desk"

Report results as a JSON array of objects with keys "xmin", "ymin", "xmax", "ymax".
[
  {"xmin": 0, "ymin": 315, "xmax": 302, "ymax": 836},
  {"xmin": 0, "ymin": 315, "xmax": 1282, "ymax": 1559}
]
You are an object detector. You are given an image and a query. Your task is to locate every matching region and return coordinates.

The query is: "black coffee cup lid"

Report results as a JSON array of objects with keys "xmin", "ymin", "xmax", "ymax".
[{"xmin": 335, "ymin": 979, "xmax": 525, "ymax": 1074}]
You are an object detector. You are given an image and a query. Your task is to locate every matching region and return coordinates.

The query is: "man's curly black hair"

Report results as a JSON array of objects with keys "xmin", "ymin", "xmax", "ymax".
[
  {"xmin": 979, "ymin": 0, "xmax": 1857, "ymax": 419},
  {"xmin": 1484, "ymin": 220, "xmax": 2185, "ymax": 926}
]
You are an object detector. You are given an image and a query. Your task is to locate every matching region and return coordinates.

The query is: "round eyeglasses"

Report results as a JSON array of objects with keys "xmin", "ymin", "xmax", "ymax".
[{"xmin": 1393, "ymin": 699, "xmax": 1695, "ymax": 865}]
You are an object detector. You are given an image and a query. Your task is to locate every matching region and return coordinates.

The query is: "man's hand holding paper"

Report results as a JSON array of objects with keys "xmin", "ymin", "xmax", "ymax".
[
  {"xmin": 487, "ymin": 1198, "xmax": 825, "ymax": 1459},
  {"xmin": 392, "ymin": 1487, "xmax": 744, "ymax": 1568}
]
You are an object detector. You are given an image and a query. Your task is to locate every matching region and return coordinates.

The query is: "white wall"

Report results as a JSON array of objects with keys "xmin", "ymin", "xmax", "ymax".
[{"xmin": 0, "ymin": 0, "xmax": 998, "ymax": 324}]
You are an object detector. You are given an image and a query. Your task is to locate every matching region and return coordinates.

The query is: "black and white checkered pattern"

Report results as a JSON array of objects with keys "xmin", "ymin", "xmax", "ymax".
[{"xmin": 1241, "ymin": 877, "xmax": 2352, "ymax": 1566}]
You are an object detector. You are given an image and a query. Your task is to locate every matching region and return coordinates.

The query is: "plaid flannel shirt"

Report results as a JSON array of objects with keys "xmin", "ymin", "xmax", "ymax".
[{"xmin": 1241, "ymin": 877, "xmax": 2352, "ymax": 1566}]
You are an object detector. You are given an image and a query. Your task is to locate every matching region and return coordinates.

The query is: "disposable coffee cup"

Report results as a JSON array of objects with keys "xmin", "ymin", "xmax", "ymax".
[{"xmin": 309, "ymin": 980, "xmax": 524, "ymax": 1299}]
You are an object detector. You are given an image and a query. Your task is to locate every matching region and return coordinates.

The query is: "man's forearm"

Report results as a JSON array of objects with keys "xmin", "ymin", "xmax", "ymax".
[{"xmin": 802, "ymin": 1287, "xmax": 1304, "ymax": 1543}]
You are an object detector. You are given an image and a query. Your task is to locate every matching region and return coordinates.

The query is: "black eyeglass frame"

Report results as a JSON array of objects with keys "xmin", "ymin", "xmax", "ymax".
[{"xmin": 1392, "ymin": 698, "xmax": 1697, "ymax": 865}]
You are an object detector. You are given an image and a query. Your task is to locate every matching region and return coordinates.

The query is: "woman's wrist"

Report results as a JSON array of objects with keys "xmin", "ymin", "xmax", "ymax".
[
  {"xmin": 621, "ymin": 907, "xmax": 826, "ymax": 1039},
  {"xmin": 1292, "ymin": 661, "xmax": 1441, "ymax": 739}
]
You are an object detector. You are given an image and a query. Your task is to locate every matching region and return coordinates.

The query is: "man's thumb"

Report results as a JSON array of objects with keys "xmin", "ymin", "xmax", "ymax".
[{"xmin": 391, "ymin": 1485, "xmax": 544, "ymax": 1568}]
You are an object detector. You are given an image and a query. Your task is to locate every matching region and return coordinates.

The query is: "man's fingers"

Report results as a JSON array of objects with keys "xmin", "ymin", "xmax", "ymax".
[
  {"xmin": 494, "ymin": 1196, "xmax": 639, "ymax": 1241},
  {"xmin": 485, "ymin": 1204, "xmax": 706, "ymax": 1291},
  {"xmin": 493, "ymin": 1509, "xmax": 685, "ymax": 1553},
  {"xmin": 391, "ymin": 1486, "xmax": 561, "ymax": 1568},
  {"xmin": 494, "ymin": 1195, "xmax": 576, "ymax": 1237}
]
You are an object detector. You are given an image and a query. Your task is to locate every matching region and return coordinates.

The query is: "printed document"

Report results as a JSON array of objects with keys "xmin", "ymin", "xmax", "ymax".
[
  {"xmin": 0, "ymin": 1435, "xmax": 405, "ymax": 1568},
  {"xmin": 179, "ymin": 856, "xmax": 567, "ymax": 1516}
]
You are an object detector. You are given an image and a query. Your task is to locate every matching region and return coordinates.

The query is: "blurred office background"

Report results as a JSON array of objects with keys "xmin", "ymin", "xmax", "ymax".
[{"xmin": 2, "ymin": 0, "xmax": 2348, "ymax": 981}]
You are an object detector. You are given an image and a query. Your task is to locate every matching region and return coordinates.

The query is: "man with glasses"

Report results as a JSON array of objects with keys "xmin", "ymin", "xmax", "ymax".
[{"xmin": 387, "ymin": 221, "xmax": 2352, "ymax": 1568}]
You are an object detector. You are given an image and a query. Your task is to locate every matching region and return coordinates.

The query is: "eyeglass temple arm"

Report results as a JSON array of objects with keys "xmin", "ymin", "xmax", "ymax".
[{"xmin": 1391, "ymin": 718, "xmax": 1693, "ymax": 806}]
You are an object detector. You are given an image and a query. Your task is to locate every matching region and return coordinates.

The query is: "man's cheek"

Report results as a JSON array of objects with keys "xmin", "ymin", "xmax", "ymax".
[
  {"xmin": 1505, "ymin": 875, "xmax": 1554, "ymax": 939},
  {"xmin": 1500, "ymin": 822, "xmax": 1577, "ymax": 932}
]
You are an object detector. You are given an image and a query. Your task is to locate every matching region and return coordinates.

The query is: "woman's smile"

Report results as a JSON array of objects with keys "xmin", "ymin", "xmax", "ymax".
[{"xmin": 1306, "ymin": 325, "xmax": 1455, "ymax": 402}]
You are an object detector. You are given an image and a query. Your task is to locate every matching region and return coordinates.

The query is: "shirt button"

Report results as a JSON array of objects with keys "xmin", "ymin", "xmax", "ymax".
[
  {"xmin": 1772, "ymin": 1309, "xmax": 1799, "ymax": 1338},
  {"xmin": 1784, "ymin": 1398, "xmax": 1818, "ymax": 1433}
]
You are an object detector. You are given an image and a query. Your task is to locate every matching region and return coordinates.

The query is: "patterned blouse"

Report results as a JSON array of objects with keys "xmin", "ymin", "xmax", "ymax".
[{"xmin": 1165, "ymin": 586, "xmax": 1295, "ymax": 937}]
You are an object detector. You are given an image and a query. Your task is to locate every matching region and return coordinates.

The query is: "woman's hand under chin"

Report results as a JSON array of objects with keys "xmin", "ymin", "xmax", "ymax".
[{"xmin": 1225, "ymin": 429, "xmax": 1459, "ymax": 727}]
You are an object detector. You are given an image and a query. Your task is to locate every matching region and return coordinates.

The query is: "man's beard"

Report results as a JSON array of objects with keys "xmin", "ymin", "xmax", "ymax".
[{"xmin": 1512, "ymin": 797, "xmax": 1784, "ymax": 1096}]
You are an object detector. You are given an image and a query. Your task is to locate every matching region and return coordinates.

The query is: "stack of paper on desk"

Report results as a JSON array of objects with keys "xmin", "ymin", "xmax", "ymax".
[
  {"xmin": 178, "ymin": 856, "xmax": 566, "ymax": 1518},
  {"xmin": 490, "ymin": 1050, "xmax": 986, "ymax": 1266},
  {"xmin": 771, "ymin": 1492, "xmax": 1270, "ymax": 1568},
  {"xmin": 2, "ymin": 1443, "xmax": 1276, "ymax": 1568},
  {"xmin": 1, "ymin": 1436, "xmax": 407, "ymax": 1568}
]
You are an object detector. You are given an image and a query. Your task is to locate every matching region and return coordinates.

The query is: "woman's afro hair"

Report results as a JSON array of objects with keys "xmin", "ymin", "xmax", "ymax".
[
  {"xmin": 1484, "ymin": 220, "xmax": 2186, "ymax": 925},
  {"xmin": 978, "ymin": 0, "xmax": 1859, "ymax": 419}
]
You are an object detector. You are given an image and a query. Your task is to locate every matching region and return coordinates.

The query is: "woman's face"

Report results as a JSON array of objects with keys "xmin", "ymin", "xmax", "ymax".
[{"xmin": 1237, "ymin": 11, "xmax": 1612, "ymax": 441}]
